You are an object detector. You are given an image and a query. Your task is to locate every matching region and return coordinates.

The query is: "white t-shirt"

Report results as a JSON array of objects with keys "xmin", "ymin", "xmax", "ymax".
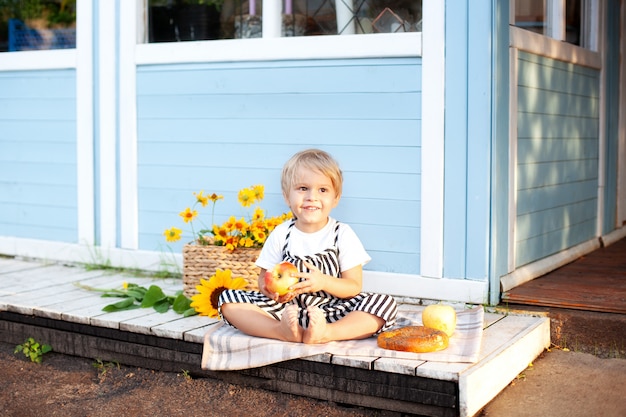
[{"xmin": 256, "ymin": 217, "xmax": 371, "ymax": 274}]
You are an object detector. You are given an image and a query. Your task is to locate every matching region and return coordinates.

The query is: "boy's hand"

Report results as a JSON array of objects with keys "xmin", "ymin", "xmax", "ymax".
[
  {"xmin": 259, "ymin": 266, "xmax": 298, "ymax": 303},
  {"xmin": 292, "ymin": 262, "xmax": 326, "ymax": 294}
]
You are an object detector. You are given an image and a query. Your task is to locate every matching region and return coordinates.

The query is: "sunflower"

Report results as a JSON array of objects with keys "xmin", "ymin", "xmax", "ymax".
[{"xmin": 190, "ymin": 269, "xmax": 247, "ymax": 318}]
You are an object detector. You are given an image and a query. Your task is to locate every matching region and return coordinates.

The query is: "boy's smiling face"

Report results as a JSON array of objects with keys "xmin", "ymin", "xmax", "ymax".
[{"xmin": 284, "ymin": 166, "xmax": 340, "ymax": 233}]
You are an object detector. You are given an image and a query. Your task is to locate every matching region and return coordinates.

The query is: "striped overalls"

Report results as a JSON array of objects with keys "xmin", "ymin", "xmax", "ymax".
[{"xmin": 219, "ymin": 221, "xmax": 397, "ymax": 333}]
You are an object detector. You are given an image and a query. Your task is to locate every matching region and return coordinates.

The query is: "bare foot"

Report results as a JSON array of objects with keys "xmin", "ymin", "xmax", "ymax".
[
  {"xmin": 279, "ymin": 304, "xmax": 303, "ymax": 342},
  {"xmin": 303, "ymin": 306, "xmax": 329, "ymax": 344}
]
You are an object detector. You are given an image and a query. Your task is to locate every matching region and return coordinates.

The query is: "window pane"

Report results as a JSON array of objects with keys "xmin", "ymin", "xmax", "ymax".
[
  {"xmin": 0, "ymin": 0, "xmax": 76, "ymax": 52},
  {"xmin": 514, "ymin": 0, "xmax": 545, "ymax": 36},
  {"xmin": 296, "ymin": 0, "xmax": 422, "ymax": 36},
  {"xmin": 564, "ymin": 0, "xmax": 581, "ymax": 45},
  {"xmin": 147, "ymin": 0, "xmax": 422, "ymax": 43},
  {"xmin": 149, "ymin": 0, "xmax": 225, "ymax": 41}
]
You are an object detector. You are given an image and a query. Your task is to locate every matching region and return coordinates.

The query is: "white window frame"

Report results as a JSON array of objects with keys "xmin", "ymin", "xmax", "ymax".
[
  {"xmin": 510, "ymin": 0, "xmax": 599, "ymax": 52},
  {"xmin": 136, "ymin": 0, "xmax": 422, "ymax": 65}
]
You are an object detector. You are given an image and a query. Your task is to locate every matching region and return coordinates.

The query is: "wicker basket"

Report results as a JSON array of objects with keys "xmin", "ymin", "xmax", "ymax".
[{"xmin": 182, "ymin": 243, "xmax": 261, "ymax": 298}]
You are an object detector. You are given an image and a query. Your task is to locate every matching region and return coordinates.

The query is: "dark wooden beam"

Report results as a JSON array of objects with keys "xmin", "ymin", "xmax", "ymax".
[{"xmin": 0, "ymin": 311, "xmax": 460, "ymax": 416}]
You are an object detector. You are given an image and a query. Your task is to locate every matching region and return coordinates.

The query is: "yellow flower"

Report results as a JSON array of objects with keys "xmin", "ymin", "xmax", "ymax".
[
  {"xmin": 213, "ymin": 225, "xmax": 228, "ymax": 239},
  {"xmin": 238, "ymin": 187, "xmax": 255, "ymax": 207},
  {"xmin": 179, "ymin": 207, "xmax": 198, "ymax": 223},
  {"xmin": 194, "ymin": 190, "xmax": 209, "ymax": 207},
  {"xmin": 233, "ymin": 217, "xmax": 248, "ymax": 233},
  {"xmin": 166, "ymin": 185, "xmax": 290, "ymax": 251},
  {"xmin": 163, "ymin": 227, "xmax": 183, "ymax": 242},
  {"xmin": 122, "ymin": 281, "xmax": 129, "ymax": 289},
  {"xmin": 252, "ymin": 228, "xmax": 267, "ymax": 243},
  {"xmin": 191, "ymin": 269, "xmax": 247, "ymax": 318},
  {"xmin": 223, "ymin": 216, "xmax": 237, "ymax": 232},
  {"xmin": 208, "ymin": 193, "xmax": 223, "ymax": 203},
  {"xmin": 252, "ymin": 184, "xmax": 264, "ymax": 201},
  {"xmin": 252, "ymin": 206, "xmax": 264, "ymax": 221}
]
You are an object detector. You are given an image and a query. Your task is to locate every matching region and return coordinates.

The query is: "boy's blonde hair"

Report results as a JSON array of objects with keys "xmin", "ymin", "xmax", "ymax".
[{"xmin": 281, "ymin": 149, "xmax": 343, "ymax": 198}]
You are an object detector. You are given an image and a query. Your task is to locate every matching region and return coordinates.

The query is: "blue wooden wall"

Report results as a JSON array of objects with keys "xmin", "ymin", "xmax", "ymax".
[
  {"xmin": 442, "ymin": 0, "xmax": 492, "ymax": 281},
  {"xmin": 515, "ymin": 52, "xmax": 600, "ymax": 267},
  {"xmin": 136, "ymin": 58, "xmax": 423, "ymax": 274},
  {"xmin": 0, "ymin": 69, "xmax": 78, "ymax": 242}
]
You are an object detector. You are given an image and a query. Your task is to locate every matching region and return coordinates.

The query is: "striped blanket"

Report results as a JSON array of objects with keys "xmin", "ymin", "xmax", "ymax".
[{"xmin": 201, "ymin": 305, "xmax": 484, "ymax": 371}]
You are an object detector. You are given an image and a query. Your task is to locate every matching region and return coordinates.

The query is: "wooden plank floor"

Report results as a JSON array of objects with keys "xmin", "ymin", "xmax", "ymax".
[
  {"xmin": 0, "ymin": 257, "xmax": 550, "ymax": 417},
  {"xmin": 502, "ymin": 238, "xmax": 626, "ymax": 314}
]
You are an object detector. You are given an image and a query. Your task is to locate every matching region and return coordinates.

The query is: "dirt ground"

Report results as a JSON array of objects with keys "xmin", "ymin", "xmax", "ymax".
[
  {"xmin": 0, "ymin": 341, "xmax": 381, "ymax": 417},
  {"xmin": 2, "ymin": 340, "xmax": 625, "ymax": 417}
]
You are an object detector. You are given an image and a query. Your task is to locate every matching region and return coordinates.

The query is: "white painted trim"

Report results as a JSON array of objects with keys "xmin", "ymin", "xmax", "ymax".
[
  {"xmin": 510, "ymin": 26, "xmax": 601, "ymax": 68},
  {"xmin": 583, "ymin": 0, "xmax": 600, "ymax": 51},
  {"xmin": 0, "ymin": 49, "xmax": 75, "ymax": 71},
  {"xmin": 596, "ymin": 0, "xmax": 606, "ymax": 235},
  {"xmin": 119, "ymin": 1, "xmax": 139, "ymax": 249},
  {"xmin": 502, "ymin": 224, "xmax": 626, "ymax": 292},
  {"xmin": 0, "ymin": 237, "xmax": 179, "ymax": 273},
  {"xmin": 507, "ymin": 47, "xmax": 519, "ymax": 272},
  {"xmin": 98, "ymin": 2, "xmax": 118, "ymax": 249},
  {"xmin": 137, "ymin": 0, "xmax": 148, "ymax": 44},
  {"xmin": 0, "ymin": 236, "xmax": 487, "ymax": 305},
  {"xmin": 546, "ymin": 0, "xmax": 565, "ymax": 41},
  {"xmin": 76, "ymin": 0, "xmax": 95, "ymax": 245},
  {"xmin": 618, "ymin": 0, "xmax": 626, "ymax": 226},
  {"xmin": 601, "ymin": 225, "xmax": 626, "ymax": 246},
  {"xmin": 135, "ymin": 32, "xmax": 422, "ymax": 65},
  {"xmin": 362, "ymin": 271, "xmax": 489, "ymax": 305},
  {"xmin": 262, "ymin": 0, "xmax": 281, "ymax": 38},
  {"xmin": 500, "ymin": 237, "xmax": 602, "ymax": 292},
  {"xmin": 419, "ymin": 1, "xmax": 445, "ymax": 278},
  {"xmin": 460, "ymin": 317, "xmax": 550, "ymax": 417}
]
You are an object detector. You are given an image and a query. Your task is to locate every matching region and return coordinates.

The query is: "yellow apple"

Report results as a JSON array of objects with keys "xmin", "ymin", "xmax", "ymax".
[
  {"xmin": 422, "ymin": 304, "xmax": 457, "ymax": 337},
  {"xmin": 264, "ymin": 261, "xmax": 299, "ymax": 296}
]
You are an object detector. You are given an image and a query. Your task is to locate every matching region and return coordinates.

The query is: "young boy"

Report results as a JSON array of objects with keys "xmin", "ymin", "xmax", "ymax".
[{"xmin": 219, "ymin": 149, "xmax": 397, "ymax": 344}]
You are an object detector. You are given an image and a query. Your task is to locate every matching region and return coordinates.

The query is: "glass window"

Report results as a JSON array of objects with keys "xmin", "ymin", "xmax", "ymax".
[
  {"xmin": 0, "ymin": 0, "xmax": 76, "ymax": 52},
  {"xmin": 147, "ymin": 0, "xmax": 422, "ymax": 42},
  {"xmin": 564, "ymin": 0, "xmax": 581, "ymax": 45},
  {"xmin": 514, "ymin": 0, "xmax": 546, "ymax": 36},
  {"xmin": 513, "ymin": 0, "xmax": 596, "ymax": 49}
]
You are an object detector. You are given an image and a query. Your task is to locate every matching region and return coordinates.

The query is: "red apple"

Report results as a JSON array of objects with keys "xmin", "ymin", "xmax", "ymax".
[{"xmin": 264, "ymin": 261, "xmax": 299, "ymax": 296}]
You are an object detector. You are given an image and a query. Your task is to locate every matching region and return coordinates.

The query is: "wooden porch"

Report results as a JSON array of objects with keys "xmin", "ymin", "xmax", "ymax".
[
  {"xmin": 0, "ymin": 257, "xmax": 549, "ymax": 417},
  {"xmin": 502, "ymin": 238, "xmax": 626, "ymax": 314}
]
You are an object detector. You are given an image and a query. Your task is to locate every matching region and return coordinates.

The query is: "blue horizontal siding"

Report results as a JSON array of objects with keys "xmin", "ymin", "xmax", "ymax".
[
  {"xmin": 137, "ymin": 92, "xmax": 420, "ymax": 120},
  {"xmin": 515, "ymin": 217, "xmax": 596, "ymax": 267},
  {"xmin": 517, "ymin": 53, "xmax": 600, "ymax": 97},
  {"xmin": 516, "ymin": 199, "xmax": 597, "ymax": 241},
  {"xmin": 517, "ymin": 113, "xmax": 599, "ymax": 138},
  {"xmin": 136, "ymin": 58, "xmax": 422, "ymax": 274},
  {"xmin": 137, "ymin": 59, "xmax": 421, "ymax": 95},
  {"xmin": 0, "ymin": 69, "xmax": 77, "ymax": 243},
  {"xmin": 515, "ymin": 53, "xmax": 599, "ymax": 267},
  {"xmin": 517, "ymin": 158, "xmax": 598, "ymax": 190}
]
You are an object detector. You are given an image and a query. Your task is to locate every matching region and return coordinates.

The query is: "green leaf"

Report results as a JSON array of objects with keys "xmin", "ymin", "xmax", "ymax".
[
  {"xmin": 101, "ymin": 293, "xmax": 128, "ymax": 298},
  {"xmin": 102, "ymin": 297, "xmax": 139, "ymax": 312},
  {"xmin": 183, "ymin": 307, "xmax": 198, "ymax": 317},
  {"xmin": 172, "ymin": 294, "xmax": 192, "ymax": 314},
  {"xmin": 141, "ymin": 285, "xmax": 167, "ymax": 308},
  {"xmin": 153, "ymin": 298, "xmax": 170, "ymax": 313},
  {"xmin": 126, "ymin": 287, "xmax": 147, "ymax": 302},
  {"xmin": 41, "ymin": 344, "xmax": 52, "ymax": 354}
]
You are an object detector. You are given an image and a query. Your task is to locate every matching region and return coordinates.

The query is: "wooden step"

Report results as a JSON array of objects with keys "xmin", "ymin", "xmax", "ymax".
[{"xmin": 0, "ymin": 258, "xmax": 550, "ymax": 417}]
